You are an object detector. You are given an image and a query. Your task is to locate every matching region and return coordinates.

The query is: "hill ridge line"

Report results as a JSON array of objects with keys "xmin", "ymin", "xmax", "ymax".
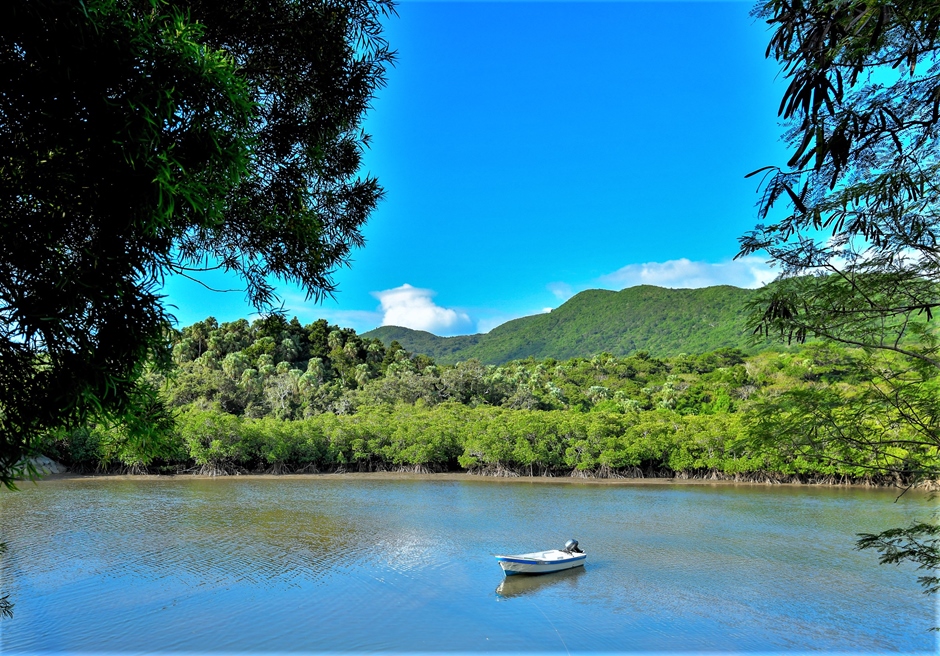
[{"xmin": 363, "ymin": 284, "xmax": 762, "ymax": 364}]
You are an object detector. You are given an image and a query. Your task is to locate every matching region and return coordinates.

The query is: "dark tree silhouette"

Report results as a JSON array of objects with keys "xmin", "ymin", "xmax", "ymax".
[{"xmin": 0, "ymin": 0, "xmax": 395, "ymax": 487}]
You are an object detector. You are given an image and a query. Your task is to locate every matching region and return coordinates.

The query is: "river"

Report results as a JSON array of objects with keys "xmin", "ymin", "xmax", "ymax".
[{"xmin": 0, "ymin": 475, "xmax": 935, "ymax": 654}]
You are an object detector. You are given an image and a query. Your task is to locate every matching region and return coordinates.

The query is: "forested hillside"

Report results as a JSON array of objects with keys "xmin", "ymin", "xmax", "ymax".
[
  {"xmin": 363, "ymin": 326, "xmax": 483, "ymax": 361},
  {"xmin": 364, "ymin": 285, "xmax": 771, "ymax": 364}
]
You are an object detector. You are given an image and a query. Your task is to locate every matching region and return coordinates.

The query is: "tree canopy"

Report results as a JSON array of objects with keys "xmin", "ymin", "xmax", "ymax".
[
  {"xmin": 740, "ymin": 1, "xmax": 940, "ymax": 358},
  {"xmin": 0, "ymin": 0, "xmax": 395, "ymax": 487},
  {"xmin": 740, "ymin": 0, "xmax": 940, "ymax": 599}
]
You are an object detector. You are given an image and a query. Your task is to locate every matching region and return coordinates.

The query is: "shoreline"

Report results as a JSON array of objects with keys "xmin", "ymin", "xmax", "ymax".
[{"xmin": 20, "ymin": 469, "xmax": 931, "ymax": 492}]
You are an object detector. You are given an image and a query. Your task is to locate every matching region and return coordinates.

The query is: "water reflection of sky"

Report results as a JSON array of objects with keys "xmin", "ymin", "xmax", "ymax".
[{"xmin": 1, "ymin": 477, "xmax": 935, "ymax": 654}]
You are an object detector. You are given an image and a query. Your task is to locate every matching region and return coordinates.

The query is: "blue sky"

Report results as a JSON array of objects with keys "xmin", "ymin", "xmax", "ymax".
[{"xmin": 162, "ymin": 0, "xmax": 790, "ymax": 335}]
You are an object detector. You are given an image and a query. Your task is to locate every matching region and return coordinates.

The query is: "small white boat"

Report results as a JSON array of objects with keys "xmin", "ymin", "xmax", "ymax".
[{"xmin": 495, "ymin": 539, "xmax": 586, "ymax": 576}]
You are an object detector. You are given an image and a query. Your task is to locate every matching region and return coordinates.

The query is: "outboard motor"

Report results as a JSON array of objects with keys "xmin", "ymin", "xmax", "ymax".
[{"xmin": 563, "ymin": 538, "xmax": 582, "ymax": 554}]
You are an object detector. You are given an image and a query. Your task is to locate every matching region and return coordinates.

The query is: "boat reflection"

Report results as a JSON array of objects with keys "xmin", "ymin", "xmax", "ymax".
[{"xmin": 495, "ymin": 564, "xmax": 587, "ymax": 599}]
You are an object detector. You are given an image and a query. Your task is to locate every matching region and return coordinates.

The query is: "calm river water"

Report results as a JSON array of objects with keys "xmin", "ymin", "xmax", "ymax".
[{"xmin": 0, "ymin": 475, "xmax": 936, "ymax": 654}]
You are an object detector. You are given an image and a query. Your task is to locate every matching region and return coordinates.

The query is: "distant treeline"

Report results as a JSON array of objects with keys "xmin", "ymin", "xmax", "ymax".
[{"xmin": 38, "ymin": 315, "xmax": 938, "ymax": 484}]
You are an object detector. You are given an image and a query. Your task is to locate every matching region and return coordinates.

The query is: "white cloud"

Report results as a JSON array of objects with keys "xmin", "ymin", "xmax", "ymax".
[
  {"xmin": 597, "ymin": 257, "xmax": 776, "ymax": 290},
  {"xmin": 373, "ymin": 284, "xmax": 471, "ymax": 335},
  {"xmin": 547, "ymin": 281, "xmax": 573, "ymax": 300}
]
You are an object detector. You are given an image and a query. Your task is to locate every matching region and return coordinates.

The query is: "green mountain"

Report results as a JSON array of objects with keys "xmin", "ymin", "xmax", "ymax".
[{"xmin": 364, "ymin": 285, "xmax": 767, "ymax": 364}]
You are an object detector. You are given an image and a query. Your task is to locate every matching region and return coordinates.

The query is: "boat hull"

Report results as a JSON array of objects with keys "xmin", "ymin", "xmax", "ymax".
[{"xmin": 495, "ymin": 550, "xmax": 587, "ymax": 576}]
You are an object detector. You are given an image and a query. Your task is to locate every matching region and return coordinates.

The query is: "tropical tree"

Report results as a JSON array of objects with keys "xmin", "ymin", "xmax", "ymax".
[
  {"xmin": 740, "ymin": 0, "xmax": 940, "ymax": 598},
  {"xmin": 0, "ymin": 0, "xmax": 395, "ymax": 487}
]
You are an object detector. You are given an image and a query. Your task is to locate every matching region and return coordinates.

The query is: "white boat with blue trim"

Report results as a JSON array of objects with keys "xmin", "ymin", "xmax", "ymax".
[{"xmin": 495, "ymin": 539, "xmax": 586, "ymax": 576}]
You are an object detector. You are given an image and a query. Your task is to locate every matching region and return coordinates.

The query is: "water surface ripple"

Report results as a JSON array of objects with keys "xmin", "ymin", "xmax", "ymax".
[{"xmin": 0, "ymin": 477, "xmax": 935, "ymax": 654}]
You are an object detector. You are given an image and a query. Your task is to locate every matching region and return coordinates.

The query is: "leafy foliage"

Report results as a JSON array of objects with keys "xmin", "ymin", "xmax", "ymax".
[
  {"xmin": 0, "ymin": 0, "xmax": 394, "ymax": 487},
  {"xmin": 178, "ymin": 0, "xmax": 395, "ymax": 307},
  {"xmin": 739, "ymin": 0, "xmax": 940, "ymax": 364},
  {"xmin": 857, "ymin": 523, "xmax": 940, "ymax": 597},
  {"xmin": 741, "ymin": 0, "xmax": 940, "ymax": 605}
]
